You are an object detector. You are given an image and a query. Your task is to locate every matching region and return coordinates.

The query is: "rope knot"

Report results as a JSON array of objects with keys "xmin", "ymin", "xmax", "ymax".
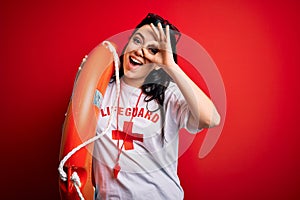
[{"xmin": 71, "ymin": 172, "xmax": 82, "ymax": 187}]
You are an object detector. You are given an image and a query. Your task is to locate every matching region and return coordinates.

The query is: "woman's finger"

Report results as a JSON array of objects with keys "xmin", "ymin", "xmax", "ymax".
[
  {"xmin": 150, "ymin": 23, "xmax": 160, "ymax": 41},
  {"xmin": 157, "ymin": 22, "xmax": 166, "ymax": 42},
  {"xmin": 166, "ymin": 25, "xmax": 170, "ymax": 44},
  {"xmin": 143, "ymin": 47, "xmax": 156, "ymax": 62},
  {"xmin": 143, "ymin": 47, "xmax": 164, "ymax": 65}
]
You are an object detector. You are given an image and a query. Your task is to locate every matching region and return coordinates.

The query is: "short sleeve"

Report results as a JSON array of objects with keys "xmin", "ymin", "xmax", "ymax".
[{"xmin": 165, "ymin": 83, "xmax": 202, "ymax": 134}]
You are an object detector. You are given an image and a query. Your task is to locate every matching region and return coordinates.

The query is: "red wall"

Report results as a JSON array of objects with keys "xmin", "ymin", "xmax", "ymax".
[{"xmin": 1, "ymin": 0, "xmax": 299, "ymax": 199}]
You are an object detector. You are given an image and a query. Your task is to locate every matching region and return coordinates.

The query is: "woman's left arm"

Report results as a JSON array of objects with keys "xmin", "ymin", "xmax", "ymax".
[
  {"xmin": 146, "ymin": 23, "xmax": 220, "ymax": 129},
  {"xmin": 163, "ymin": 62, "xmax": 220, "ymax": 129}
]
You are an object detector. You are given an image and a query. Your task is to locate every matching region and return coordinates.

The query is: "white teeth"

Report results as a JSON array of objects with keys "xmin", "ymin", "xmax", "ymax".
[{"xmin": 131, "ymin": 57, "xmax": 142, "ymax": 65}]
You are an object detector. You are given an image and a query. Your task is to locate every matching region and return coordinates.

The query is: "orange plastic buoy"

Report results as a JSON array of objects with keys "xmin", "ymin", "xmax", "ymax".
[{"xmin": 59, "ymin": 41, "xmax": 117, "ymax": 200}]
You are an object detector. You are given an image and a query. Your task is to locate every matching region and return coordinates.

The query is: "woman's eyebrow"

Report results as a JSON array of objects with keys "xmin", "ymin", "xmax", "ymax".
[
  {"xmin": 134, "ymin": 32, "xmax": 145, "ymax": 42},
  {"xmin": 134, "ymin": 31, "xmax": 158, "ymax": 45}
]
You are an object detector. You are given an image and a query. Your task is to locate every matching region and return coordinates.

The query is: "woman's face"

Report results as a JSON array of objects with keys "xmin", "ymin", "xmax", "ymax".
[{"xmin": 122, "ymin": 24, "xmax": 160, "ymax": 88}]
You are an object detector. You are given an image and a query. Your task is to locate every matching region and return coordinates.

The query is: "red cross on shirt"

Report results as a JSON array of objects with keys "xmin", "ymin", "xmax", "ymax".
[{"xmin": 112, "ymin": 121, "xmax": 143, "ymax": 150}]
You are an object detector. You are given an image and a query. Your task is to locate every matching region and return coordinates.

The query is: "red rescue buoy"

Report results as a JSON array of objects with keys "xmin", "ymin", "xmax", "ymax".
[{"xmin": 59, "ymin": 41, "xmax": 118, "ymax": 200}]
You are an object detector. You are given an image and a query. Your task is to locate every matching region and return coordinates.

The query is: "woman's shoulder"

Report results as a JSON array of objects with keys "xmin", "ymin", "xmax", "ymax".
[{"xmin": 165, "ymin": 81, "xmax": 183, "ymax": 101}]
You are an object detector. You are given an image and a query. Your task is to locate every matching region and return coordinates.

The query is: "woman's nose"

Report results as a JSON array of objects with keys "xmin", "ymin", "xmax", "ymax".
[{"xmin": 136, "ymin": 47, "xmax": 145, "ymax": 58}]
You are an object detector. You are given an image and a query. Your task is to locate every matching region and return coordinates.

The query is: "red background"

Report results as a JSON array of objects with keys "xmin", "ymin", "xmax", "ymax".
[{"xmin": 1, "ymin": 0, "xmax": 299, "ymax": 199}]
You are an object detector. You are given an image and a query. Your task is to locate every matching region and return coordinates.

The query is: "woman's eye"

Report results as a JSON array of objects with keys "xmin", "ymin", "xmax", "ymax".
[
  {"xmin": 133, "ymin": 37, "xmax": 141, "ymax": 45},
  {"xmin": 149, "ymin": 48, "xmax": 159, "ymax": 55}
]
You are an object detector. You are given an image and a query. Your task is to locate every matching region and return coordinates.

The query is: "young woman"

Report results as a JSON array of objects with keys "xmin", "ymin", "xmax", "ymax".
[{"xmin": 92, "ymin": 13, "xmax": 220, "ymax": 200}]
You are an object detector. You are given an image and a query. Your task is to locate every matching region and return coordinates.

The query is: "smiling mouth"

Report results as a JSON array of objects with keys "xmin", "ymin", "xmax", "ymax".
[{"xmin": 129, "ymin": 56, "xmax": 143, "ymax": 66}]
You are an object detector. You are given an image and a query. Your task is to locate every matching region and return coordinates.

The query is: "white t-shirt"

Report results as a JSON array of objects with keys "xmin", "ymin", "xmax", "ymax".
[{"xmin": 93, "ymin": 78, "xmax": 200, "ymax": 200}]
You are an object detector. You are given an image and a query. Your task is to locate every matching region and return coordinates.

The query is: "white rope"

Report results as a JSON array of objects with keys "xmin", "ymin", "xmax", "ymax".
[
  {"xmin": 58, "ymin": 41, "xmax": 120, "ymax": 199},
  {"xmin": 71, "ymin": 172, "xmax": 84, "ymax": 200}
]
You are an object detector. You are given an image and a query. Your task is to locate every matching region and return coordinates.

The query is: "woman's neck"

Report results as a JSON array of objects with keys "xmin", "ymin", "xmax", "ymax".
[{"xmin": 122, "ymin": 76, "xmax": 143, "ymax": 88}]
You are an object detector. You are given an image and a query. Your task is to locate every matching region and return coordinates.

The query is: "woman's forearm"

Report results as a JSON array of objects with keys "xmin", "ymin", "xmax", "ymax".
[{"xmin": 164, "ymin": 63, "xmax": 220, "ymax": 129}]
